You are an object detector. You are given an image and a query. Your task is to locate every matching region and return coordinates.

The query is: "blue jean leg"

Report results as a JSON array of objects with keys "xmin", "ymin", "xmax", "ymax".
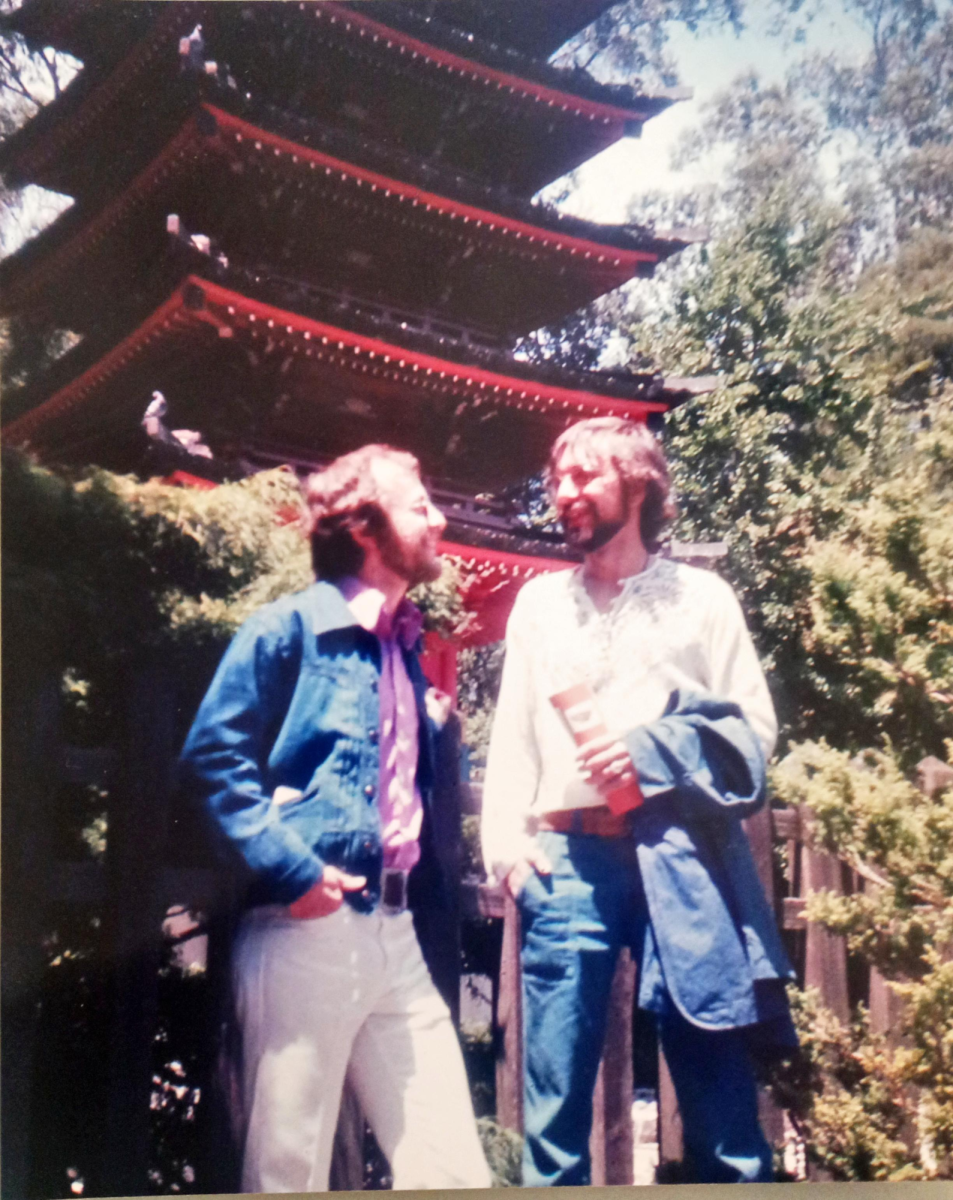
[
  {"xmin": 657, "ymin": 999, "xmax": 773, "ymax": 1183},
  {"xmin": 519, "ymin": 833, "xmax": 644, "ymax": 1187},
  {"xmin": 518, "ymin": 832, "xmax": 774, "ymax": 1187}
]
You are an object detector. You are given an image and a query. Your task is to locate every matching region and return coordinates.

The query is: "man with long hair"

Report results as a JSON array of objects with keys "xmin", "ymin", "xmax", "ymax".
[
  {"xmin": 182, "ymin": 445, "xmax": 490, "ymax": 1193},
  {"xmin": 482, "ymin": 417, "xmax": 795, "ymax": 1186}
]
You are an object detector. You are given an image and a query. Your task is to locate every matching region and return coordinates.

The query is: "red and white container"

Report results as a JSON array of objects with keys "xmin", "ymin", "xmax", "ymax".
[{"xmin": 550, "ymin": 682, "xmax": 643, "ymax": 816}]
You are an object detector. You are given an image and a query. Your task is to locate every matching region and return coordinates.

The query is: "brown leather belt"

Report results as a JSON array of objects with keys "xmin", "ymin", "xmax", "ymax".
[{"xmin": 536, "ymin": 806, "xmax": 632, "ymax": 839}]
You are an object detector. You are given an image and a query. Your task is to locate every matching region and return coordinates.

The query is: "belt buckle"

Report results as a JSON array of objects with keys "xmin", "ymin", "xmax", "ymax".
[{"xmin": 380, "ymin": 868, "xmax": 409, "ymax": 915}]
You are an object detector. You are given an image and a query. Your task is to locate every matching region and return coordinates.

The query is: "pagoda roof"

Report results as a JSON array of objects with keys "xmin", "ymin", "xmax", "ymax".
[
  {"xmin": 0, "ymin": 0, "xmax": 172, "ymax": 66},
  {"xmin": 439, "ymin": 539, "xmax": 572, "ymax": 646},
  {"xmin": 308, "ymin": 3, "xmax": 676, "ymax": 128},
  {"xmin": 1, "ymin": 105, "xmax": 687, "ymax": 339},
  {"xmin": 0, "ymin": 8, "xmax": 200, "ymax": 201},
  {"xmin": 188, "ymin": 250, "xmax": 675, "ymax": 405},
  {"xmin": 1, "ymin": 2, "xmax": 681, "ymax": 199},
  {"xmin": 3, "ymin": 1, "xmax": 621, "ymax": 85},
  {"xmin": 3, "ymin": 275, "xmax": 670, "ymax": 489},
  {"xmin": 1, "ymin": 83, "xmax": 689, "ymax": 257},
  {"xmin": 337, "ymin": 3, "xmax": 687, "ymax": 115},
  {"xmin": 361, "ymin": 1, "xmax": 620, "ymax": 60}
]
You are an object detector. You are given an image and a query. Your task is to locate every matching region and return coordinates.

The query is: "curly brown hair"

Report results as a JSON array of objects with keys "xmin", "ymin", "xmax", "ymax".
[
  {"xmin": 547, "ymin": 417, "xmax": 676, "ymax": 552},
  {"xmin": 304, "ymin": 445, "xmax": 421, "ymax": 580}
]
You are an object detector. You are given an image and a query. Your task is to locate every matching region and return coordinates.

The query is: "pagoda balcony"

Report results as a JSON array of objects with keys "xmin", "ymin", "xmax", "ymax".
[
  {"xmin": 1, "ymin": 0, "xmax": 684, "ymax": 199},
  {"xmin": 3, "ymin": 274, "xmax": 682, "ymax": 491},
  {"xmin": 0, "ymin": 104, "xmax": 692, "ymax": 341}
]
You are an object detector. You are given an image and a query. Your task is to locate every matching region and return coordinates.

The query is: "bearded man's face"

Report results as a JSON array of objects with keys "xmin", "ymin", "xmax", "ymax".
[
  {"xmin": 552, "ymin": 452, "xmax": 629, "ymax": 553},
  {"xmin": 371, "ymin": 460, "xmax": 446, "ymax": 585}
]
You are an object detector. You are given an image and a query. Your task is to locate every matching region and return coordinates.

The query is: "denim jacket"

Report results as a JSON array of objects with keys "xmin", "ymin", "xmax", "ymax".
[
  {"xmin": 180, "ymin": 582, "xmax": 453, "ymax": 918},
  {"xmin": 625, "ymin": 690, "xmax": 796, "ymax": 1032}
]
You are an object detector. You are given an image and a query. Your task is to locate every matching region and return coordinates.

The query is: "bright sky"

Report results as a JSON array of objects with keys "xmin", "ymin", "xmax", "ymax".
[{"xmin": 556, "ymin": 2, "xmax": 870, "ymax": 222}]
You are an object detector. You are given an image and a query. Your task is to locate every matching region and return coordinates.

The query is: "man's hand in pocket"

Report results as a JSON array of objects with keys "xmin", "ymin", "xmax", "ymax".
[
  {"xmin": 288, "ymin": 866, "xmax": 367, "ymax": 919},
  {"xmin": 504, "ymin": 845, "xmax": 553, "ymax": 900}
]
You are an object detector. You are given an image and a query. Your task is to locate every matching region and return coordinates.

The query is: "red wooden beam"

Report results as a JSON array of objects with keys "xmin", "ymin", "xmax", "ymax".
[{"xmin": 198, "ymin": 277, "xmax": 667, "ymax": 419}]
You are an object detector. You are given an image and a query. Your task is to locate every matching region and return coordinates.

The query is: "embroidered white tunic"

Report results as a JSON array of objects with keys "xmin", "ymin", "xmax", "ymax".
[{"xmin": 481, "ymin": 557, "xmax": 778, "ymax": 882}]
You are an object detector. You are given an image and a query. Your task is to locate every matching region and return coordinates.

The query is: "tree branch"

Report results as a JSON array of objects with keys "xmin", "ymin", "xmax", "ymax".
[{"xmin": 38, "ymin": 45, "xmax": 60, "ymax": 98}]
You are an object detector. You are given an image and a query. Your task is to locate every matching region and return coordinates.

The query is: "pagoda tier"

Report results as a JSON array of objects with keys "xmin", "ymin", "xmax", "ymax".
[
  {"xmin": 0, "ymin": 3, "xmax": 679, "ymax": 201},
  {"xmin": 0, "ymin": 104, "xmax": 687, "ymax": 340},
  {"xmin": 2, "ymin": 1, "xmax": 615, "ymax": 70},
  {"xmin": 3, "ymin": 275, "xmax": 677, "ymax": 490},
  {"xmin": 353, "ymin": 1, "xmax": 619, "ymax": 61}
]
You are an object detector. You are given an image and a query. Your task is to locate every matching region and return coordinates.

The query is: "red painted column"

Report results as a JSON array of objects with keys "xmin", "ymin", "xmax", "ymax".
[{"xmin": 420, "ymin": 634, "xmax": 459, "ymax": 704}]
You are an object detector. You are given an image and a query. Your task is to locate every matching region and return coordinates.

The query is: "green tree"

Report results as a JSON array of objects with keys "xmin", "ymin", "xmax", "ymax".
[
  {"xmin": 781, "ymin": 0, "xmax": 953, "ymax": 243},
  {"xmin": 616, "ymin": 15, "xmax": 953, "ymax": 1174}
]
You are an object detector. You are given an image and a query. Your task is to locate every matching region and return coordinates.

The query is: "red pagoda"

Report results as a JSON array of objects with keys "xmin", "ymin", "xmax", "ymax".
[{"xmin": 1, "ymin": 0, "xmax": 702, "ymax": 653}]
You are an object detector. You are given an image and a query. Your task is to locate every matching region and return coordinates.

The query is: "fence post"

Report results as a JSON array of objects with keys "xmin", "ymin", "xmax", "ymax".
[
  {"xmin": 495, "ymin": 891, "xmax": 524, "ymax": 1133},
  {"xmin": 801, "ymin": 809, "xmax": 850, "ymax": 1023},
  {"xmin": 99, "ymin": 661, "xmax": 177, "ymax": 1195},
  {"xmin": 1, "ymin": 665, "xmax": 61, "ymax": 1199},
  {"xmin": 590, "ymin": 948, "xmax": 635, "ymax": 1185},
  {"xmin": 743, "ymin": 806, "xmax": 787, "ymax": 1151},
  {"xmin": 657, "ymin": 1045, "xmax": 684, "ymax": 1173}
]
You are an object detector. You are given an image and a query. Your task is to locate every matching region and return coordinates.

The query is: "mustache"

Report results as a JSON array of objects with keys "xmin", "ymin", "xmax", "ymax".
[{"xmin": 560, "ymin": 500, "xmax": 596, "ymax": 525}]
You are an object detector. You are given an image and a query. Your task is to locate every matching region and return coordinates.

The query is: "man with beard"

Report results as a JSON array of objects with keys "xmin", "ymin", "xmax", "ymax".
[
  {"xmin": 182, "ymin": 445, "xmax": 490, "ymax": 1193},
  {"xmin": 482, "ymin": 418, "xmax": 795, "ymax": 1186}
]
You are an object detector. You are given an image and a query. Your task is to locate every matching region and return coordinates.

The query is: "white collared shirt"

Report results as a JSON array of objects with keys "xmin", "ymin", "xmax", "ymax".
[{"xmin": 480, "ymin": 557, "xmax": 778, "ymax": 881}]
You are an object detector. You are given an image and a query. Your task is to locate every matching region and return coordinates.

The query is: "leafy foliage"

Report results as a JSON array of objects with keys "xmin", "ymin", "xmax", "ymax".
[
  {"xmin": 770, "ymin": 986, "xmax": 924, "ymax": 1180},
  {"xmin": 2, "ymin": 453, "xmax": 309, "ymax": 675},
  {"xmin": 800, "ymin": 392, "xmax": 953, "ymax": 762},
  {"xmin": 771, "ymin": 742, "xmax": 953, "ymax": 1177},
  {"xmin": 554, "ymin": 0, "xmax": 743, "ymax": 88},
  {"xmin": 2, "ymin": 451, "xmax": 469, "ymax": 683},
  {"xmin": 617, "ymin": 8, "xmax": 953, "ymax": 1174},
  {"xmin": 476, "ymin": 1117, "xmax": 523, "ymax": 1187},
  {"xmin": 456, "ymin": 642, "xmax": 505, "ymax": 769}
]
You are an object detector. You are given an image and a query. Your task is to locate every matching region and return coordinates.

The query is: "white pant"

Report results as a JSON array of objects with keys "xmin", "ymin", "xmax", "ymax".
[{"xmin": 233, "ymin": 904, "xmax": 491, "ymax": 1193}]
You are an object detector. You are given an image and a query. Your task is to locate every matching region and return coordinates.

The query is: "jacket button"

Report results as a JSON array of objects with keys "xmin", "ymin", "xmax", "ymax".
[
  {"xmin": 361, "ymin": 888, "xmax": 371, "ymax": 900},
  {"xmin": 368, "ymin": 729, "xmax": 379, "ymax": 744},
  {"xmin": 363, "ymin": 784, "xmax": 375, "ymax": 799},
  {"xmin": 362, "ymin": 839, "xmax": 374, "ymax": 853}
]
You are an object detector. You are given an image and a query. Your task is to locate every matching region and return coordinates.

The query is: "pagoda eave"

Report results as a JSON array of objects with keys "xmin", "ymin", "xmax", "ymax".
[
  {"xmin": 316, "ymin": 3, "xmax": 669, "ymax": 127},
  {"xmin": 0, "ymin": 4, "xmax": 201, "ymax": 195},
  {"xmin": 439, "ymin": 538, "xmax": 572, "ymax": 646},
  {"xmin": 365, "ymin": 0, "xmax": 619, "ymax": 60},
  {"xmin": 0, "ymin": 0, "xmax": 171, "ymax": 64},
  {"xmin": 2, "ymin": 1, "xmax": 681, "ymax": 201},
  {"xmin": 4, "ymin": 277, "xmax": 671, "ymax": 489},
  {"xmin": 1, "ymin": 104, "xmax": 680, "ymax": 338}
]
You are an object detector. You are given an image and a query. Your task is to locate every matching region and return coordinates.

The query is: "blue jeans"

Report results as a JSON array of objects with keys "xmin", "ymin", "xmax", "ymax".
[{"xmin": 518, "ymin": 831, "xmax": 773, "ymax": 1186}]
